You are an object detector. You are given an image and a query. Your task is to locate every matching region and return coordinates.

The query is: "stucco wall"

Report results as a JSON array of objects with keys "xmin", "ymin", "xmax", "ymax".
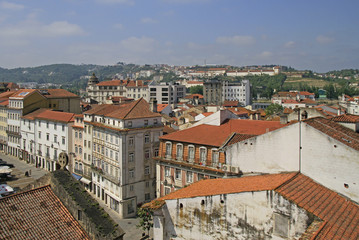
[{"xmin": 158, "ymin": 191, "xmax": 311, "ymax": 240}]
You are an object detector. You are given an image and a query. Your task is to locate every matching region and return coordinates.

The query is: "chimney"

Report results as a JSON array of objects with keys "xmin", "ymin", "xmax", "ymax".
[
  {"xmin": 280, "ymin": 114, "xmax": 288, "ymax": 124},
  {"xmin": 150, "ymin": 98, "xmax": 158, "ymax": 113}
]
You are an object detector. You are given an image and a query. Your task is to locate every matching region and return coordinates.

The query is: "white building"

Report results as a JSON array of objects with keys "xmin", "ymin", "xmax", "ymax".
[
  {"xmin": 21, "ymin": 109, "xmax": 75, "ymax": 171},
  {"xmin": 83, "ymin": 98, "xmax": 163, "ymax": 218},
  {"xmin": 149, "ymin": 82, "xmax": 185, "ymax": 105}
]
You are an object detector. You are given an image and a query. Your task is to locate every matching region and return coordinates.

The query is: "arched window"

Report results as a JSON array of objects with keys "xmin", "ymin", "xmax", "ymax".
[
  {"xmin": 199, "ymin": 147, "xmax": 207, "ymax": 165},
  {"xmin": 176, "ymin": 144, "xmax": 183, "ymax": 160},
  {"xmin": 165, "ymin": 142, "xmax": 172, "ymax": 158}
]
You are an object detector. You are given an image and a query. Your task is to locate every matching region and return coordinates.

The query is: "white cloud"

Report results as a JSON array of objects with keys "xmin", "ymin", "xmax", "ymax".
[
  {"xmin": 95, "ymin": 0, "xmax": 134, "ymax": 5},
  {"xmin": 141, "ymin": 17, "xmax": 157, "ymax": 24},
  {"xmin": 0, "ymin": 20, "xmax": 86, "ymax": 38},
  {"xmin": 120, "ymin": 36, "xmax": 157, "ymax": 53},
  {"xmin": 113, "ymin": 23, "xmax": 124, "ymax": 29},
  {"xmin": 0, "ymin": 1, "xmax": 24, "ymax": 10},
  {"xmin": 284, "ymin": 41, "xmax": 295, "ymax": 48},
  {"xmin": 316, "ymin": 35, "xmax": 334, "ymax": 44},
  {"xmin": 216, "ymin": 35, "xmax": 255, "ymax": 46}
]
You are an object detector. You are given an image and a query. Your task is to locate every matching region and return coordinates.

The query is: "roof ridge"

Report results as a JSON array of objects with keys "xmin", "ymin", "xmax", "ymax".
[
  {"xmin": 122, "ymin": 98, "xmax": 143, "ymax": 119},
  {"xmin": 274, "ymin": 172, "xmax": 300, "ymax": 191}
]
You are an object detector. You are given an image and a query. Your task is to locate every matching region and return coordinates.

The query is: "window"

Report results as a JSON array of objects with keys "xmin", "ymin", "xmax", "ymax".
[
  {"xmin": 84, "ymin": 140, "xmax": 87, "ymax": 146},
  {"xmin": 175, "ymin": 169, "xmax": 181, "ymax": 179},
  {"xmin": 46, "ymin": 133, "xmax": 50, "ymax": 141},
  {"xmin": 212, "ymin": 149, "xmax": 219, "ymax": 166},
  {"xmin": 79, "ymin": 147, "xmax": 82, "ymax": 155},
  {"xmin": 75, "ymin": 145, "xmax": 78, "ymax": 153},
  {"xmin": 129, "ymin": 153, "xmax": 134, "ymax": 162},
  {"xmin": 46, "ymin": 122, "xmax": 49, "ymax": 128},
  {"xmin": 62, "ymin": 137, "xmax": 65, "ymax": 145},
  {"xmin": 145, "ymin": 193, "xmax": 150, "ymax": 201},
  {"xmin": 62, "ymin": 125, "xmax": 65, "ymax": 131},
  {"xmin": 129, "ymin": 137, "xmax": 134, "ymax": 146},
  {"xmin": 38, "ymin": 121, "xmax": 41, "ymax": 127},
  {"xmin": 188, "ymin": 145, "xmax": 195, "ymax": 162},
  {"xmin": 199, "ymin": 147, "xmax": 207, "ymax": 164},
  {"xmin": 186, "ymin": 171, "xmax": 193, "ymax": 183},
  {"xmin": 145, "ymin": 181, "xmax": 150, "ymax": 188},
  {"xmin": 54, "ymin": 135, "xmax": 57, "ymax": 143},
  {"xmin": 154, "ymin": 119, "xmax": 158, "ymax": 124},
  {"xmin": 165, "ymin": 167, "xmax": 170, "ymax": 177},
  {"xmin": 165, "ymin": 142, "xmax": 172, "ymax": 158},
  {"xmin": 38, "ymin": 131, "xmax": 41, "ymax": 139},
  {"xmin": 129, "ymin": 169, "xmax": 135, "ymax": 178},
  {"xmin": 145, "ymin": 166, "xmax": 150, "ymax": 175},
  {"xmin": 154, "ymin": 148, "xmax": 159, "ymax": 157},
  {"xmin": 144, "ymin": 134, "xmax": 150, "ymax": 143},
  {"xmin": 127, "ymin": 121, "xmax": 132, "ymax": 127},
  {"xmin": 165, "ymin": 187, "xmax": 171, "ymax": 195},
  {"xmin": 75, "ymin": 131, "xmax": 78, "ymax": 138},
  {"xmin": 144, "ymin": 120, "xmax": 148, "ymax": 126},
  {"xmin": 145, "ymin": 149, "xmax": 150, "ymax": 159},
  {"xmin": 79, "ymin": 132, "xmax": 82, "ymax": 138},
  {"xmin": 176, "ymin": 144, "xmax": 183, "ymax": 160},
  {"xmin": 54, "ymin": 123, "xmax": 57, "ymax": 130},
  {"xmin": 274, "ymin": 213, "xmax": 289, "ymax": 238},
  {"xmin": 127, "ymin": 200, "xmax": 134, "ymax": 214},
  {"xmin": 129, "ymin": 185, "xmax": 134, "ymax": 191}
]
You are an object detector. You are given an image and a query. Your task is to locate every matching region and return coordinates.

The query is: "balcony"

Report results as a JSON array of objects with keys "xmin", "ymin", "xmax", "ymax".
[{"xmin": 74, "ymin": 169, "xmax": 83, "ymax": 175}]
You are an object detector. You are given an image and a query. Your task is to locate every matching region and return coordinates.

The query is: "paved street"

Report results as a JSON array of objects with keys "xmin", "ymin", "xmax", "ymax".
[{"xmin": 0, "ymin": 153, "xmax": 48, "ymax": 189}]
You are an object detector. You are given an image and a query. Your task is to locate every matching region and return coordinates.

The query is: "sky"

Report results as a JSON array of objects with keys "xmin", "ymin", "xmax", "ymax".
[{"xmin": 0, "ymin": 0, "xmax": 358, "ymax": 72}]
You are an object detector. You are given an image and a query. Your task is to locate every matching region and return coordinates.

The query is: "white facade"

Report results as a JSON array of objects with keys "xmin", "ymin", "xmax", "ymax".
[
  {"xmin": 154, "ymin": 190, "xmax": 310, "ymax": 240},
  {"xmin": 224, "ymin": 80, "xmax": 251, "ymax": 105},
  {"xmin": 149, "ymin": 82, "xmax": 185, "ymax": 105},
  {"xmin": 224, "ymin": 121, "xmax": 359, "ymax": 203}
]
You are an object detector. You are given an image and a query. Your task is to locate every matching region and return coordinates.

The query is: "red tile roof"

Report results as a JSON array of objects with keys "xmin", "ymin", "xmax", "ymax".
[
  {"xmin": 300, "ymin": 98, "xmax": 317, "ymax": 104},
  {"xmin": 160, "ymin": 119, "xmax": 286, "ymax": 146},
  {"xmin": 185, "ymin": 94, "xmax": 204, "ymax": 99},
  {"xmin": 145, "ymin": 172, "xmax": 297, "ymax": 209},
  {"xmin": 304, "ymin": 117, "xmax": 359, "ymax": 151},
  {"xmin": 223, "ymin": 100, "xmax": 239, "ymax": 107},
  {"xmin": 97, "ymin": 79, "xmax": 129, "ymax": 86},
  {"xmin": 23, "ymin": 109, "xmax": 75, "ymax": 123},
  {"xmin": 300, "ymin": 91, "xmax": 315, "ymax": 96},
  {"xmin": 282, "ymin": 99, "xmax": 299, "ymax": 104},
  {"xmin": 331, "ymin": 114, "xmax": 359, "ymax": 123},
  {"xmin": 0, "ymin": 185, "xmax": 90, "ymax": 240},
  {"xmin": 201, "ymin": 112, "xmax": 214, "ymax": 117},
  {"xmin": 225, "ymin": 133, "xmax": 257, "ymax": 146},
  {"xmin": 10, "ymin": 89, "xmax": 38, "ymax": 99},
  {"xmin": 0, "ymin": 99, "xmax": 9, "ymax": 106},
  {"xmin": 276, "ymin": 174, "xmax": 359, "ymax": 240},
  {"xmin": 0, "ymin": 90, "xmax": 16, "ymax": 98},
  {"xmin": 85, "ymin": 98, "xmax": 161, "ymax": 120},
  {"xmin": 157, "ymin": 104, "xmax": 169, "ymax": 112},
  {"xmin": 40, "ymin": 89, "xmax": 79, "ymax": 98},
  {"xmin": 146, "ymin": 172, "xmax": 359, "ymax": 239}
]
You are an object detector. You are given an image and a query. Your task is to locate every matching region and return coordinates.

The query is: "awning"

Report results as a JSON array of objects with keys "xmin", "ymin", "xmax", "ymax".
[
  {"xmin": 80, "ymin": 177, "xmax": 91, "ymax": 185},
  {"xmin": 0, "ymin": 168, "xmax": 11, "ymax": 174},
  {"xmin": 72, "ymin": 173, "xmax": 82, "ymax": 181}
]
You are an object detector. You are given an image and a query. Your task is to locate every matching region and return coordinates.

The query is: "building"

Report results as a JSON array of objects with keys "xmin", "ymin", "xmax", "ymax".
[
  {"xmin": 203, "ymin": 79, "xmax": 251, "ymax": 106},
  {"xmin": 39, "ymin": 89, "xmax": 81, "ymax": 114},
  {"xmin": 155, "ymin": 118, "xmax": 287, "ymax": 197},
  {"xmin": 339, "ymin": 94, "xmax": 359, "ymax": 115},
  {"xmin": 0, "ymin": 99, "xmax": 8, "ymax": 152},
  {"xmin": 0, "ymin": 185, "xmax": 91, "ymax": 240},
  {"xmin": 21, "ymin": 109, "xmax": 75, "ymax": 171},
  {"xmin": 83, "ymin": 98, "xmax": 163, "ymax": 218},
  {"xmin": 149, "ymin": 82, "xmax": 185, "ymax": 105},
  {"xmin": 145, "ymin": 172, "xmax": 359, "ymax": 240},
  {"xmin": 86, "ymin": 73, "xmax": 149, "ymax": 104}
]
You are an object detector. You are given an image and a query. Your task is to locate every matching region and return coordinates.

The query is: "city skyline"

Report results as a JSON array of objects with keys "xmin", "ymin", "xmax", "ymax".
[{"xmin": 0, "ymin": 0, "xmax": 358, "ymax": 72}]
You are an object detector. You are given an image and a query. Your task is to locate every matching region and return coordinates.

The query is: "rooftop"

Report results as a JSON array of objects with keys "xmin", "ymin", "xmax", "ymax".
[
  {"xmin": 23, "ymin": 109, "xmax": 75, "ymax": 123},
  {"xmin": 160, "ymin": 119, "xmax": 286, "ymax": 146},
  {"xmin": 85, "ymin": 98, "xmax": 161, "ymax": 120},
  {"xmin": 0, "ymin": 185, "xmax": 90, "ymax": 240},
  {"xmin": 331, "ymin": 114, "xmax": 359, "ymax": 123}
]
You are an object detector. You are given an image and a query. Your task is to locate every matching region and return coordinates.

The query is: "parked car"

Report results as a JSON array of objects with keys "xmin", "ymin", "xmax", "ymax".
[
  {"xmin": 0, "ymin": 184, "xmax": 15, "ymax": 198},
  {"xmin": 0, "ymin": 162, "xmax": 14, "ymax": 168}
]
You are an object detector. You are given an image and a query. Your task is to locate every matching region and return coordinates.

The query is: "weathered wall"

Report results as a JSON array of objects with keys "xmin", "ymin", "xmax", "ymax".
[
  {"xmin": 301, "ymin": 124, "xmax": 359, "ymax": 202},
  {"xmin": 225, "ymin": 123, "xmax": 299, "ymax": 174},
  {"xmin": 158, "ymin": 191, "xmax": 312, "ymax": 240}
]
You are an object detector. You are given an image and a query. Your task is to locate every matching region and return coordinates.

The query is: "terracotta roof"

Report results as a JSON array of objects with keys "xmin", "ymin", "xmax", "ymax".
[
  {"xmin": 160, "ymin": 119, "xmax": 286, "ymax": 147},
  {"xmin": 202, "ymin": 112, "xmax": 214, "ymax": 117},
  {"xmin": 40, "ymin": 89, "xmax": 79, "ymax": 98},
  {"xmin": 157, "ymin": 104, "xmax": 169, "ymax": 112},
  {"xmin": 331, "ymin": 114, "xmax": 359, "ymax": 123},
  {"xmin": 23, "ymin": 109, "xmax": 75, "ymax": 123},
  {"xmin": 10, "ymin": 89, "xmax": 38, "ymax": 99},
  {"xmin": 0, "ymin": 185, "xmax": 90, "ymax": 240},
  {"xmin": 225, "ymin": 133, "xmax": 257, "ymax": 146},
  {"xmin": 282, "ymin": 99, "xmax": 299, "ymax": 104},
  {"xmin": 223, "ymin": 100, "xmax": 239, "ymax": 107},
  {"xmin": 276, "ymin": 174, "xmax": 359, "ymax": 240},
  {"xmin": 126, "ymin": 80, "xmax": 147, "ymax": 87},
  {"xmin": 145, "ymin": 172, "xmax": 297, "ymax": 209},
  {"xmin": 163, "ymin": 125, "xmax": 177, "ymax": 134},
  {"xmin": 185, "ymin": 94, "xmax": 204, "ymax": 99},
  {"xmin": 0, "ymin": 99, "xmax": 9, "ymax": 106},
  {"xmin": 97, "ymin": 79, "xmax": 128, "ymax": 86},
  {"xmin": 0, "ymin": 90, "xmax": 16, "ymax": 98},
  {"xmin": 304, "ymin": 117, "xmax": 359, "ymax": 151},
  {"xmin": 187, "ymin": 81, "xmax": 203, "ymax": 84},
  {"xmin": 300, "ymin": 91, "xmax": 315, "ymax": 96},
  {"xmin": 273, "ymin": 92, "xmax": 298, "ymax": 98},
  {"xmin": 85, "ymin": 98, "xmax": 161, "ymax": 120},
  {"xmin": 300, "ymin": 98, "xmax": 317, "ymax": 104},
  {"xmin": 284, "ymin": 108, "xmax": 294, "ymax": 114}
]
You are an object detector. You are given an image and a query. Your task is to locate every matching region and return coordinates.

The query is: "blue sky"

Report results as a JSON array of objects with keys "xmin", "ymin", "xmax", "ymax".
[{"xmin": 0, "ymin": 0, "xmax": 358, "ymax": 72}]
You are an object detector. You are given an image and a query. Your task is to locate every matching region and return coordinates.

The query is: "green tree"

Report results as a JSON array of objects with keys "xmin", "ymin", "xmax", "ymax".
[
  {"xmin": 137, "ymin": 207, "xmax": 153, "ymax": 237},
  {"xmin": 265, "ymin": 103, "xmax": 284, "ymax": 116},
  {"xmin": 189, "ymin": 85, "xmax": 203, "ymax": 95}
]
